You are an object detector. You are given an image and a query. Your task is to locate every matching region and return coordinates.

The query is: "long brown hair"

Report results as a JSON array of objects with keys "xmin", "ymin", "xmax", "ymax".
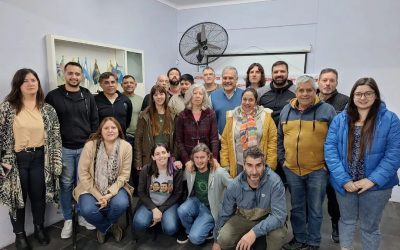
[
  {"xmin": 88, "ymin": 117, "xmax": 125, "ymax": 141},
  {"xmin": 148, "ymin": 85, "xmax": 172, "ymax": 135},
  {"xmin": 190, "ymin": 143, "xmax": 216, "ymax": 173},
  {"xmin": 245, "ymin": 63, "xmax": 266, "ymax": 88},
  {"xmin": 347, "ymin": 77, "xmax": 381, "ymax": 161},
  {"xmin": 5, "ymin": 68, "xmax": 45, "ymax": 114}
]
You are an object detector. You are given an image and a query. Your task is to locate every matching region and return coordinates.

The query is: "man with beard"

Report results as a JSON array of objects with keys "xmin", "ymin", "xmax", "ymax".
[
  {"xmin": 258, "ymin": 61, "xmax": 296, "ymax": 126},
  {"xmin": 317, "ymin": 68, "xmax": 348, "ymax": 244},
  {"xmin": 45, "ymin": 61, "xmax": 99, "ymax": 238},
  {"xmin": 167, "ymin": 67, "xmax": 181, "ymax": 96},
  {"xmin": 257, "ymin": 61, "xmax": 295, "ymax": 186},
  {"xmin": 212, "ymin": 147, "xmax": 287, "ymax": 250}
]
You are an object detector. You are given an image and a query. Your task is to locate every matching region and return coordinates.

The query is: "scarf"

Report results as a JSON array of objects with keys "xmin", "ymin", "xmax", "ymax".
[
  {"xmin": 239, "ymin": 107, "xmax": 258, "ymax": 151},
  {"xmin": 94, "ymin": 138, "xmax": 121, "ymax": 195}
]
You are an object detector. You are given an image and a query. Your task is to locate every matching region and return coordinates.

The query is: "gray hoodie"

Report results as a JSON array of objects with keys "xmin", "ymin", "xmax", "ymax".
[
  {"xmin": 214, "ymin": 166, "xmax": 287, "ymax": 239},
  {"xmin": 184, "ymin": 167, "xmax": 232, "ymax": 221}
]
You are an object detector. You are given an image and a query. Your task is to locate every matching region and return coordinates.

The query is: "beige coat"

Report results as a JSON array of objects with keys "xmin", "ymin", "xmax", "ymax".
[{"xmin": 73, "ymin": 139, "xmax": 134, "ymax": 201}]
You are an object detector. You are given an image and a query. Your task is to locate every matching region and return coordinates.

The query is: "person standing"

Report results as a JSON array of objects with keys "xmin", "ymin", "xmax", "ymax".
[
  {"xmin": 175, "ymin": 84, "xmax": 219, "ymax": 169},
  {"xmin": 245, "ymin": 63, "xmax": 266, "ymax": 89},
  {"xmin": 95, "ymin": 72, "xmax": 132, "ymax": 135},
  {"xmin": 0, "ymin": 69, "xmax": 62, "ymax": 250},
  {"xmin": 202, "ymin": 66, "xmax": 222, "ymax": 96},
  {"xmin": 316, "ymin": 68, "xmax": 349, "ymax": 243},
  {"xmin": 210, "ymin": 66, "xmax": 244, "ymax": 135},
  {"xmin": 279, "ymin": 75, "xmax": 336, "ymax": 250},
  {"xmin": 46, "ymin": 61, "xmax": 99, "ymax": 238},
  {"xmin": 220, "ymin": 88, "xmax": 277, "ymax": 177},
  {"xmin": 325, "ymin": 78, "xmax": 400, "ymax": 250}
]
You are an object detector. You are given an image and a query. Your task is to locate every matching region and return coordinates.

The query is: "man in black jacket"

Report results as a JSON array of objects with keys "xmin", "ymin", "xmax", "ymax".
[
  {"xmin": 257, "ymin": 61, "xmax": 296, "ymax": 126},
  {"xmin": 45, "ymin": 61, "xmax": 99, "ymax": 239},
  {"xmin": 257, "ymin": 61, "xmax": 295, "ymax": 185},
  {"xmin": 317, "ymin": 68, "xmax": 349, "ymax": 244},
  {"xmin": 95, "ymin": 72, "xmax": 132, "ymax": 135}
]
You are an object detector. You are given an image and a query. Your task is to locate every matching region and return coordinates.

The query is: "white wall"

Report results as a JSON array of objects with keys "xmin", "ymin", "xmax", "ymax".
[
  {"xmin": 177, "ymin": 0, "xmax": 400, "ymax": 115},
  {"xmin": 177, "ymin": 0, "xmax": 400, "ymax": 201},
  {"xmin": 0, "ymin": 0, "xmax": 177, "ymax": 247}
]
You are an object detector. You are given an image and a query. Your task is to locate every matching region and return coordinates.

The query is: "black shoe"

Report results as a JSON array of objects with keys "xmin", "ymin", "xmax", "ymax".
[
  {"xmin": 176, "ymin": 230, "xmax": 188, "ymax": 244},
  {"xmin": 282, "ymin": 238, "xmax": 308, "ymax": 250},
  {"xmin": 34, "ymin": 224, "xmax": 49, "ymax": 245},
  {"xmin": 308, "ymin": 246, "xmax": 319, "ymax": 250},
  {"xmin": 97, "ymin": 230, "xmax": 107, "ymax": 244},
  {"xmin": 15, "ymin": 232, "xmax": 31, "ymax": 250},
  {"xmin": 331, "ymin": 222, "xmax": 339, "ymax": 243},
  {"xmin": 110, "ymin": 224, "xmax": 123, "ymax": 242}
]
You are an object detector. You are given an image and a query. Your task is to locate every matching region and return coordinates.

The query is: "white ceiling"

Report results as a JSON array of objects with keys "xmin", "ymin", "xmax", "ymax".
[{"xmin": 157, "ymin": 0, "xmax": 270, "ymax": 10}]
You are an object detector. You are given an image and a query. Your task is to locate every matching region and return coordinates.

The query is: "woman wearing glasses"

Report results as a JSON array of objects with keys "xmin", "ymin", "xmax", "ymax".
[{"xmin": 325, "ymin": 78, "xmax": 400, "ymax": 250}]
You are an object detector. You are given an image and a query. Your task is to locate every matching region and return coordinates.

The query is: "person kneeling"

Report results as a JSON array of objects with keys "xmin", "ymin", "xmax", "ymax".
[
  {"xmin": 177, "ymin": 143, "xmax": 232, "ymax": 245},
  {"xmin": 212, "ymin": 147, "xmax": 287, "ymax": 250},
  {"xmin": 73, "ymin": 117, "xmax": 134, "ymax": 244},
  {"xmin": 132, "ymin": 143, "xmax": 183, "ymax": 237}
]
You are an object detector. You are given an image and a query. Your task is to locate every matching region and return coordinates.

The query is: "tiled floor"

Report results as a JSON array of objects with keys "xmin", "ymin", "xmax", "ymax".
[{"xmin": 3, "ymin": 196, "xmax": 400, "ymax": 250}]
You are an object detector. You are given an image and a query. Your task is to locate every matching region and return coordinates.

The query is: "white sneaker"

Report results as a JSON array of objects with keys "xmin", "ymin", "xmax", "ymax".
[
  {"xmin": 61, "ymin": 220, "xmax": 73, "ymax": 239},
  {"xmin": 78, "ymin": 216, "xmax": 96, "ymax": 230}
]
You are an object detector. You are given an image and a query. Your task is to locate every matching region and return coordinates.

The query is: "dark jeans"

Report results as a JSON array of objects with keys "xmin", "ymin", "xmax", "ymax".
[
  {"xmin": 11, "ymin": 149, "xmax": 46, "ymax": 233},
  {"xmin": 126, "ymin": 135, "xmax": 139, "ymax": 195},
  {"xmin": 326, "ymin": 182, "xmax": 340, "ymax": 224}
]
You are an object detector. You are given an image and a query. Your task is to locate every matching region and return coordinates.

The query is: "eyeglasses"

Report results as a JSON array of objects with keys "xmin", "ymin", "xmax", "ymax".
[{"xmin": 354, "ymin": 91, "xmax": 375, "ymax": 99}]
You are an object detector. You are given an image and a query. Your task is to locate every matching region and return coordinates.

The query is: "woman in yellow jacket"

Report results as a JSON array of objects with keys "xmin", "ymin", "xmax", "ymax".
[{"xmin": 220, "ymin": 88, "xmax": 277, "ymax": 177}]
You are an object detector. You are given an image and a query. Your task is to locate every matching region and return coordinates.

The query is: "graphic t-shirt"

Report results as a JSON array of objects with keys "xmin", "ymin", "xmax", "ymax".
[
  {"xmin": 194, "ymin": 170, "xmax": 209, "ymax": 207},
  {"xmin": 149, "ymin": 172, "xmax": 173, "ymax": 206}
]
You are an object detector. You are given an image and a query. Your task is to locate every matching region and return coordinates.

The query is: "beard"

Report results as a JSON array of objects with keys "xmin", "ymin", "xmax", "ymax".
[
  {"xmin": 272, "ymin": 76, "xmax": 288, "ymax": 86},
  {"xmin": 169, "ymin": 79, "xmax": 179, "ymax": 86}
]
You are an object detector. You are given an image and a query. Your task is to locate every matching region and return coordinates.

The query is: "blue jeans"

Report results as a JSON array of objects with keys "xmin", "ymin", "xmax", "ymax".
[
  {"xmin": 133, "ymin": 203, "xmax": 179, "ymax": 236},
  {"xmin": 336, "ymin": 188, "xmax": 392, "ymax": 250},
  {"xmin": 283, "ymin": 167, "xmax": 328, "ymax": 246},
  {"xmin": 178, "ymin": 197, "xmax": 214, "ymax": 245},
  {"xmin": 60, "ymin": 147, "xmax": 82, "ymax": 220},
  {"xmin": 78, "ymin": 188, "xmax": 129, "ymax": 234}
]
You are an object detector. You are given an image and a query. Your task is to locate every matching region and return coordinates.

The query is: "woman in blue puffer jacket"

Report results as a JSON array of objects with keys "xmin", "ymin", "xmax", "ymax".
[{"xmin": 325, "ymin": 77, "xmax": 400, "ymax": 250}]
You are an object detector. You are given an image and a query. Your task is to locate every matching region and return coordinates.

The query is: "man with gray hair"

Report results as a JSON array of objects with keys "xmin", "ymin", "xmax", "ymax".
[
  {"xmin": 210, "ymin": 66, "xmax": 244, "ymax": 134},
  {"xmin": 279, "ymin": 75, "xmax": 336, "ymax": 250},
  {"xmin": 202, "ymin": 66, "xmax": 222, "ymax": 96}
]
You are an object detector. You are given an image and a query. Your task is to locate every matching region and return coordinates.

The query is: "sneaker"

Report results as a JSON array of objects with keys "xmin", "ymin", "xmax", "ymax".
[
  {"xmin": 282, "ymin": 238, "xmax": 308, "ymax": 250},
  {"xmin": 97, "ymin": 230, "xmax": 106, "ymax": 244},
  {"xmin": 78, "ymin": 216, "xmax": 96, "ymax": 230},
  {"xmin": 176, "ymin": 231, "xmax": 189, "ymax": 244},
  {"xmin": 308, "ymin": 246, "xmax": 319, "ymax": 250},
  {"xmin": 110, "ymin": 224, "xmax": 123, "ymax": 242},
  {"xmin": 61, "ymin": 220, "xmax": 73, "ymax": 239},
  {"xmin": 331, "ymin": 222, "xmax": 339, "ymax": 243},
  {"xmin": 206, "ymin": 231, "xmax": 214, "ymax": 240}
]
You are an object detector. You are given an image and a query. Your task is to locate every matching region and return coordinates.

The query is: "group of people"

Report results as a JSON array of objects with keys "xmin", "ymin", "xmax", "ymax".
[{"xmin": 0, "ymin": 59, "xmax": 399, "ymax": 250}]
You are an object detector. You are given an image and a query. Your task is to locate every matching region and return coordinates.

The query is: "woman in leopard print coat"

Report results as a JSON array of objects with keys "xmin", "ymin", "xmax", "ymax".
[{"xmin": 0, "ymin": 68, "xmax": 62, "ymax": 248}]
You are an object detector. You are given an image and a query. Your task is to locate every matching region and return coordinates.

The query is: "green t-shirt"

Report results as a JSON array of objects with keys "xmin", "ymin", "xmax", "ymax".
[
  {"xmin": 154, "ymin": 114, "xmax": 166, "ymax": 144},
  {"xmin": 194, "ymin": 170, "xmax": 210, "ymax": 206}
]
